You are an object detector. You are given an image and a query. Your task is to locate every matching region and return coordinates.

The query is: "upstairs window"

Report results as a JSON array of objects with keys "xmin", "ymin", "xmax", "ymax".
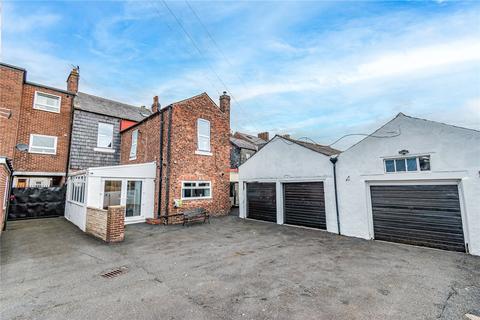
[
  {"xmin": 385, "ymin": 156, "xmax": 430, "ymax": 173},
  {"xmin": 197, "ymin": 119, "xmax": 210, "ymax": 152},
  {"xmin": 129, "ymin": 129, "xmax": 138, "ymax": 160},
  {"xmin": 29, "ymin": 134, "xmax": 57, "ymax": 155},
  {"xmin": 97, "ymin": 123, "xmax": 114, "ymax": 149},
  {"xmin": 33, "ymin": 91, "xmax": 61, "ymax": 113}
]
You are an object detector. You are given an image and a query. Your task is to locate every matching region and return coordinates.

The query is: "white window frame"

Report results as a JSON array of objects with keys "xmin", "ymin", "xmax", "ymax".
[
  {"xmin": 33, "ymin": 91, "xmax": 61, "ymax": 113},
  {"xmin": 96, "ymin": 122, "xmax": 114, "ymax": 150},
  {"xmin": 181, "ymin": 181, "xmax": 212, "ymax": 200},
  {"xmin": 29, "ymin": 134, "xmax": 57, "ymax": 155},
  {"xmin": 68, "ymin": 175, "xmax": 86, "ymax": 204},
  {"xmin": 196, "ymin": 119, "xmax": 211, "ymax": 153},
  {"xmin": 384, "ymin": 155, "xmax": 431, "ymax": 174},
  {"xmin": 129, "ymin": 129, "xmax": 138, "ymax": 160}
]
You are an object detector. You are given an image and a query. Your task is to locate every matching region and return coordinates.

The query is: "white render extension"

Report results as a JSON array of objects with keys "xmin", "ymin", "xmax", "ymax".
[{"xmin": 65, "ymin": 162, "xmax": 156, "ymax": 231}]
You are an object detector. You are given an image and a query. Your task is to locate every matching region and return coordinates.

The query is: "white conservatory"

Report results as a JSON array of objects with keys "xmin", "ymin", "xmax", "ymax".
[{"xmin": 65, "ymin": 162, "xmax": 157, "ymax": 231}]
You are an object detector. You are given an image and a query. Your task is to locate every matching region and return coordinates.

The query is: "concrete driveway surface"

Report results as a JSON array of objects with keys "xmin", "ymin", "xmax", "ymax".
[{"xmin": 1, "ymin": 215, "xmax": 479, "ymax": 320}]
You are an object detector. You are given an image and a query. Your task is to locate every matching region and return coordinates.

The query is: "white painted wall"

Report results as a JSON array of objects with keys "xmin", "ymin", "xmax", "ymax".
[
  {"xmin": 239, "ymin": 136, "xmax": 338, "ymax": 233},
  {"xmin": 337, "ymin": 114, "xmax": 480, "ymax": 255},
  {"xmin": 65, "ymin": 162, "xmax": 157, "ymax": 231}
]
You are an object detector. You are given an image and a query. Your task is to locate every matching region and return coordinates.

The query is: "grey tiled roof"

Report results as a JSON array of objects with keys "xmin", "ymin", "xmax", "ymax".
[
  {"xmin": 74, "ymin": 92, "xmax": 151, "ymax": 122},
  {"xmin": 234, "ymin": 132, "xmax": 268, "ymax": 147},
  {"xmin": 230, "ymin": 137, "xmax": 257, "ymax": 150},
  {"xmin": 281, "ymin": 135, "xmax": 340, "ymax": 156}
]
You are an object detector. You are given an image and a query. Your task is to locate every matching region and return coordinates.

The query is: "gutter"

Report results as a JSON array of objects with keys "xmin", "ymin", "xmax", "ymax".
[{"xmin": 330, "ymin": 156, "xmax": 341, "ymax": 235}]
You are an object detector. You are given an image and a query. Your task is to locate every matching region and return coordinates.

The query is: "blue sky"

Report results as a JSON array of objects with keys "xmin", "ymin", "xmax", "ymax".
[{"xmin": 1, "ymin": 0, "xmax": 479, "ymax": 149}]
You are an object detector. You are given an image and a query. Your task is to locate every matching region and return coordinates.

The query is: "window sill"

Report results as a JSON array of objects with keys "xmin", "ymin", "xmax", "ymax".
[
  {"xmin": 33, "ymin": 105, "xmax": 61, "ymax": 114},
  {"xmin": 129, "ymin": 156, "xmax": 137, "ymax": 161},
  {"xmin": 94, "ymin": 147, "xmax": 115, "ymax": 154},
  {"xmin": 195, "ymin": 150, "xmax": 212, "ymax": 156},
  {"xmin": 28, "ymin": 150, "xmax": 56, "ymax": 155},
  {"xmin": 181, "ymin": 197, "xmax": 212, "ymax": 201}
]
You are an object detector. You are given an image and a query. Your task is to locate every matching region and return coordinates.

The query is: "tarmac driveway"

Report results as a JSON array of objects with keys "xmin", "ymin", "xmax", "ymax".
[{"xmin": 1, "ymin": 215, "xmax": 479, "ymax": 320}]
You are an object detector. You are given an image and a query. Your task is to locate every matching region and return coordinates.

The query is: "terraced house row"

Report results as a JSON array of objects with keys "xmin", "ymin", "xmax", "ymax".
[{"xmin": 0, "ymin": 62, "xmax": 231, "ymax": 232}]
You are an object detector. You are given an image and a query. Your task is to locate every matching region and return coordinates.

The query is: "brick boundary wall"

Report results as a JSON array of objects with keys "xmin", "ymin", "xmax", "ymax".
[{"xmin": 86, "ymin": 206, "xmax": 125, "ymax": 243}]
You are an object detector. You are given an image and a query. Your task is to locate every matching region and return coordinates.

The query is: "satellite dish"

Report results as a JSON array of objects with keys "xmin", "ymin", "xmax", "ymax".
[{"xmin": 15, "ymin": 143, "xmax": 29, "ymax": 152}]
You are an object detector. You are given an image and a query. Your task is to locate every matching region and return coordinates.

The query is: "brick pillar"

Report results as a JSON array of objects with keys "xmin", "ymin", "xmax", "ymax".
[{"xmin": 106, "ymin": 205, "xmax": 125, "ymax": 243}]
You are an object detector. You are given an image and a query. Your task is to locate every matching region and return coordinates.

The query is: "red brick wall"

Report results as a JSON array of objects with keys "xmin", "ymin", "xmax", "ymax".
[
  {"xmin": 120, "ymin": 93, "xmax": 230, "ymax": 221},
  {"xmin": 0, "ymin": 164, "xmax": 10, "ymax": 234},
  {"xmin": 0, "ymin": 65, "xmax": 24, "ymax": 160},
  {"xmin": 168, "ymin": 94, "xmax": 230, "ymax": 217},
  {"xmin": 13, "ymin": 84, "xmax": 74, "ymax": 174},
  {"xmin": 86, "ymin": 206, "xmax": 125, "ymax": 243},
  {"xmin": 106, "ymin": 205, "xmax": 125, "ymax": 242},
  {"xmin": 120, "ymin": 113, "xmax": 162, "ymax": 214}
]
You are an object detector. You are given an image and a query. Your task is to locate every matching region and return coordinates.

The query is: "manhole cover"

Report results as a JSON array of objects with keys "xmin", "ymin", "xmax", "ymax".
[{"xmin": 100, "ymin": 267, "xmax": 128, "ymax": 279}]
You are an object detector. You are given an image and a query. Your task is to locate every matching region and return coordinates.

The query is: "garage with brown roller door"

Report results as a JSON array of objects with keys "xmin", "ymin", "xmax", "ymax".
[
  {"xmin": 283, "ymin": 182, "xmax": 326, "ymax": 229},
  {"xmin": 246, "ymin": 182, "xmax": 277, "ymax": 222},
  {"xmin": 370, "ymin": 184, "xmax": 465, "ymax": 252}
]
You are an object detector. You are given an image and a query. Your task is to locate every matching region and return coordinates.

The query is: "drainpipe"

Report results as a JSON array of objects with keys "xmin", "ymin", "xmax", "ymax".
[
  {"xmin": 64, "ymin": 93, "xmax": 75, "ymax": 184},
  {"xmin": 164, "ymin": 106, "xmax": 173, "ymax": 222},
  {"xmin": 157, "ymin": 110, "xmax": 164, "ymax": 219},
  {"xmin": 330, "ymin": 156, "xmax": 341, "ymax": 235}
]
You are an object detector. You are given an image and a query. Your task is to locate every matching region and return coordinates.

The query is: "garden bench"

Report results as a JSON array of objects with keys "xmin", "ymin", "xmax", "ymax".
[{"xmin": 182, "ymin": 207, "xmax": 210, "ymax": 226}]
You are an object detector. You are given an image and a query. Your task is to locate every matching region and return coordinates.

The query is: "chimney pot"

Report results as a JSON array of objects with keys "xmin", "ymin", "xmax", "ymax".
[
  {"xmin": 67, "ymin": 66, "xmax": 80, "ymax": 93},
  {"xmin": 257, "ymin": 132, "xmax": 269, "ymax": 142},
  {"xmin": 219, "ymin": 92, "xmax": 230, "ymax": 115},
  {"xmin": 152, "ymin": 96, "xmax": 160, "ymax": 113}
]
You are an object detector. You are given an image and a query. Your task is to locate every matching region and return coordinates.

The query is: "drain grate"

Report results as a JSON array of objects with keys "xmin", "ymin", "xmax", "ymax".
[{"xmin": 100, "ymin": 267, "xmax": 128, "ymax": 279}]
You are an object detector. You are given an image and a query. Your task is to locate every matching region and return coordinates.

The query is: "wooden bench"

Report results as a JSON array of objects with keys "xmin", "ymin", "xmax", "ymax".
[{"xmin": 182, "ymin": 208, "xmax": 209, "ymax": 226}]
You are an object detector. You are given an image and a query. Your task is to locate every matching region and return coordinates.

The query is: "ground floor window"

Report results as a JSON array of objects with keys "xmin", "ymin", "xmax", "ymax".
[{"xmin": 181, "ymin": 181, "xmax": 211, "ymax": 200}]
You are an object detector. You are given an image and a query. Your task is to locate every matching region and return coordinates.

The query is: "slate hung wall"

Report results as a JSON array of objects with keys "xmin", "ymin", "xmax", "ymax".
[
  {"xmin": 120, "ymin": 93, "xmax": 231, "ymax": 220},
  {"xmin": 69, "ymin": 110, "xmax": 121, "ymax": 170}
]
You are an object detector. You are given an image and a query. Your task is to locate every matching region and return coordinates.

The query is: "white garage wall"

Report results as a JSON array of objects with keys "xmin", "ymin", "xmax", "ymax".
[
  {"xmin": 337, "ymin": 114, "xmax": 480, "ymax": 255},
  {"xmin": 239, "ymin": 136, "xmax": 339, "ymax": 233}
]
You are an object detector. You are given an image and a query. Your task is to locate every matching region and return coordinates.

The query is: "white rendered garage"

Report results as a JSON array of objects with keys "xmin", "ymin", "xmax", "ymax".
[
  {"xmin": 336, "ymin": 114, "xmax": 480, "ymax": 255},
  {"xmin": 65, "ymin": 162, "xmax": 156, "ymax": 231},
  {"xmin": 238, "ymin": 135, "xmax": 340, "ymax": 233}
]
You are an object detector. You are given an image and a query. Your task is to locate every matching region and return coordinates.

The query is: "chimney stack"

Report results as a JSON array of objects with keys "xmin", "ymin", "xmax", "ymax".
[
  {"xmin": 67, "ymin": 66, "xmax": 79, "ymax": 93},
  {"xmin": 258, "ymin": 132, "xmax": 269, "ymax": 142},
  {"xmin": 152, "ymin": 96, "xmax": 160, "ymax": 113},
  {"xmin": 219, "ymin": 91, "xmax": 230, "ymax": 115},
  {"xmin": 283, "ymin": 134, "xmax": 291, "ymax": 139}
]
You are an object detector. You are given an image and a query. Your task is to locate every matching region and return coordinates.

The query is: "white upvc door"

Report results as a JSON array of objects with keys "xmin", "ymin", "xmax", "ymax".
[{"xmin": 101, "ymin": 179, "xmax": 146, "ymax": 224}]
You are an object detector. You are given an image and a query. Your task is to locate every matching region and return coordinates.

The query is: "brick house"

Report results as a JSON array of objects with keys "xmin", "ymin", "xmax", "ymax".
[
  {"xmin": 120, "ymin": 92, "xmax": 231, "ymax": 222},
  {"xmin": 67, "ymin": 69, "xmax": 151, "ymax": 171},
  {"xmin": 0, "ymin": 62, "xmax": 75, "ymax": 188}
]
